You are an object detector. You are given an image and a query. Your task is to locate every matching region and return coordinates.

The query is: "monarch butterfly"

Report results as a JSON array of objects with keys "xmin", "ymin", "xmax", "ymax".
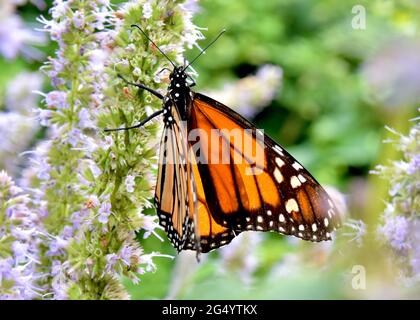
[{"xmin": 106, "ymin": 25, "xmax": 341, "ymax": 257}]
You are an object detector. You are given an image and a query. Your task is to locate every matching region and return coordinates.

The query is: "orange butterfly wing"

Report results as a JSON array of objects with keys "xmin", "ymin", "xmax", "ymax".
[
  {"xmin": 183, "ymin": 92, "xmax": 340, "ymax": 251},
  {"xmin": 155, "ymin": 99, "xmax": 236, "ymax": 253}
]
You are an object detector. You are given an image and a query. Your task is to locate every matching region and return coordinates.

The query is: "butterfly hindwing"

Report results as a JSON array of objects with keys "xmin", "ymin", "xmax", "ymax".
[
  {"xmin": 182, "ymin": 148, "xmax": 238, "ymax": 253},
  {"xmin": 155, "ymin": 103, "xmax": 195, "ymax": 252}
]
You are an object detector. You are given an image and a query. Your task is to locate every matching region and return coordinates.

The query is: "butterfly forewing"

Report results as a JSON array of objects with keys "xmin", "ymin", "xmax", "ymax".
[{"xmin": 188, "ymin": 93, "xmax": 341, "ymax": 248}]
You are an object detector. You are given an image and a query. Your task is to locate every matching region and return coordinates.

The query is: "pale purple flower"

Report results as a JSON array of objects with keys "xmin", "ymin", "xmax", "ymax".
[
  {"xmin": 219, "ymin": 232, "xmax": 262, "ymax": 284},
  {"xmin": 70, "ymin": 209, "xmax": 89, "ymax": 229},
  {"xmin": 49, "ymin": 54, "xmax": 66, "ymax": 73},
  {"xmin": 142, "ymin": 2, "xmax": 153, "ymax": 19},
  {"xmin": 50, "ymin": 279, "xmax": 68, "ymax": 300},
  {"xmin": 0, "ymin": 258, "xmax": 14, "ymax": 283},
  {"xmin": 12, "ymin": 241, "xmax": 29, "ymax": 263},
  {"xmin": 180, "ymin": 0, "xmax": 201, "ymax": 14},
  {"xmin": 46, "ymin": 90, "xmax": 68, "ymax": 109},
  {"xmin": 51, "ymin": 260, "xmax": 62, "ymax": 277},
  {"xmin": 180, "ymin": 5, "xmax": 205, "ymax": 50},
  {"xmin": 5, "ymin": 72, "xmax": 44, "ymax": 113},
  {"xmin": 0, "ymin": 113, "xmax": 38, "ymax": 167},
  {"xmin": 138, "ymin": 253, "xmax": 160, "ymax": 274},
  {"xmin": 36, "ymin": 159, "xmax": 51, "ymax": 180},
  {"xmin": 407, "ymin": 154, "xmax": 420, "ymax": 175},
  {"xmin": 50, "ymin": 0, "xmax": 69, "ymax": 19},
  {"xmin": 89, "ymin": 49, "xmax": 107, "ymax": 71},
  {"xmin": 92, "ymin": 7, "xmax": 110, "ymax": 30},
  {"xmin": 119, "ymin": 246, "xmax": 133, "ymax": 266},
  {"xmin": 36, "ymin": 108, "xmax": 53, "ymax": 126},
  {"xmin": 98, "ymin": 202, "xmax": 111, "ymax": 224},
  {"xmin": 72, "ymin": 11, "xmax": 85, "ymax": 29},
  {"xmin": 37, "ymin": 16, "xmax": 69, "ymax": 44},
  {"xmin": 87, "ymin": 195, "xmax": 100, "ymax": 208},
  {"xmin": 105, "ymin": 253, "xmax": 118, "ymax": 273},
  {"xmin": 89, "ymin": 162, "xmax": 101, "ymax": 177},
  {"xmin": 140, "ymin": 214, "xmax": 163, "ymax": 240},
  {"xmin": 410, "ymin": 221, "xmax": 420, "ymax": 275},
  {"xmin": 48, "ymin": 237, "xmax": 68, "ymax": 256},
  {"xmin": 0, "ymin": 171, "xmax": 43, "ymax": 299},
  {"xmin": 78, "ymin": 108, "xmax": 95, "ymax": 128},
  {"xmin": 0, "ymin": 15, "xmax": 46, "ymax": 60},
  {"xmin": 204, "ymin": 65, "xmax": 283, "ymax": 118},
  {"xmin": 0, "ymin": 170, "xmax": 12, "ymax": 187},
  {"xmin": 379, "ymin": 214, "xmax": 410, "ymax": 251},
  {"xmin": 60, "ymin": 226, "xmax": 73, "ymax": 239},
  {"xmin": 66, "ymin": 128, "xmax": 82, "ymax": 147},
  {"xmin": 362, "ymin": 39, "xmax": 420, "ymax": 107},
  {"xmin": 125, "ymin": 175, "xmax": 135, "ymax": 193},
  {"xmin": 343, "ymin": 219, "xmax": 366, "ymax": 247}
]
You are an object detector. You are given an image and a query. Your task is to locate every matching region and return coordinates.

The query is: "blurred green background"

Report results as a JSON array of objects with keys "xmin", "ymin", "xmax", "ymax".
[{"xmin": 1, "ymin": 0, "xmax": 419, "ymax": 299}]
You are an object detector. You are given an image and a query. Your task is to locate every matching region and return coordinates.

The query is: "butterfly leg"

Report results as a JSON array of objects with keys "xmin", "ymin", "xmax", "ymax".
[
  {"xmin": 187, "ymin": 74, "xmax": 196, "ymax": 88},
  {"xmin": 118, "ymin": 74, "xmax": 164, "ymax": 100},
  {"xmin": 104, "ymin": 109, "xmax": 164, "ymax": 132}
]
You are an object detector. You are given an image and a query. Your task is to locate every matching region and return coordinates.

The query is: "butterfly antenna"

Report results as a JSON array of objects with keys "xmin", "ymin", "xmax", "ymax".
[
  {"xmin": 131, "ymin": 24, "xmax": 176, "ymax": 68},
  {"xmin": 184, "ymin": 29, "xmax": 226, "ymax": 71}
]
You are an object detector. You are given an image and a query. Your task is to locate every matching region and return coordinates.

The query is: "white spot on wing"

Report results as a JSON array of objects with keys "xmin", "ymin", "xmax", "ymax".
[
  {"xmin": 292, "ymin": 162, "xmax": 303, "ymax": 171},
  {"xmin": 274, "ymin": 145, "xmax": 284, "ymax": 156},
  {"xmin": 297, "ymin": 174, "xmax": 306, "ymax": 183},
  {"xmin": 285, "ymin": 198, "xmax": 299, "ymax": 213},
  {"xmin": 274, "ymin": 168, "xmax": 283, "ymax": 183},
  {"xmin": 290, "ymin": 176, "xmax": 301, "ymax": 188},
  {"xmin": 275, "ymin": 157, "xmax": 285, "ymax": 167}
]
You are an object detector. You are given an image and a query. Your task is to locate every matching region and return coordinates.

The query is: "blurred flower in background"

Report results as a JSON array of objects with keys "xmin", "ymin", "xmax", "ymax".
[
  {"xmin": 0, "ymin": 1, "xmax": 46, "ymax": 60},
  {"xmin": 5, "ymin": 72, "xmax": 44, "ymax": 114},
  {"xmin": 0, "ymin": 170, "xmax": 44, "ymax": 299},
  {"xmin": 0, "ymin": 71, "xmax": 43, "ymax": 175},
  {"xmin": 204, "ymin": 65, "xmax": 283, "ymax": 118},
  {"xmin": 362, "ymin": 38, "xmax": 420, "ymax": 108},
  {"xmin": 218, "ymin": 232, "xmax": 262, "ymax": 285},
  {"xmin": 0, "ymin": 113, "xmax": 38, "ymax": 174},
  {"xmin": 375, "ymin": 120, "xmax": 420, "ymax": 284}
]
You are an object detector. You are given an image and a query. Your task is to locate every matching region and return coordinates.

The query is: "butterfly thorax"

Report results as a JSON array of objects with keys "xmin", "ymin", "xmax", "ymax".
[{"xmin": 163, "ymin": 66, "xmax": 193, "ymax": 123}]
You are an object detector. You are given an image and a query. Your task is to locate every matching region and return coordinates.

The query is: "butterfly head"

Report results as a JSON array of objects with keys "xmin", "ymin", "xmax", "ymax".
[
  {"xmin": 168, "ymin": 66, "xmax": 190, "ymax": 92},
  {"xmin": 170, "ymin": 66, "xmax": 188, "ymax": 82}
]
